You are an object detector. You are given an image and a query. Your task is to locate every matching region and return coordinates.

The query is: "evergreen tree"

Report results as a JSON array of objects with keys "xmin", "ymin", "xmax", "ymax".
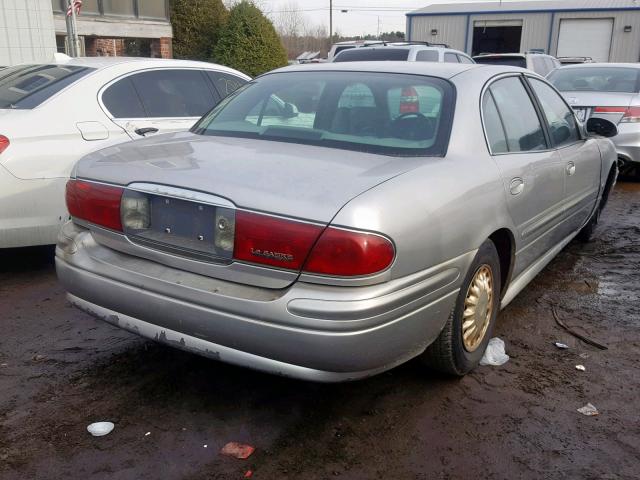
[
  {"xmin": 170, "ymin": 0, "xmax": 228, "ymax": 60},
  {"xmin": 212, "ymin": 1, "xmax": 288, "ymax": 77}
]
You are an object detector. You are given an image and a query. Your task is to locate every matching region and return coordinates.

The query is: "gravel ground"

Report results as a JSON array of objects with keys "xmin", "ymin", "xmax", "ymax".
[{"xmin": 1, "ymin": 181, "xmax": 639, "ymax": 480}]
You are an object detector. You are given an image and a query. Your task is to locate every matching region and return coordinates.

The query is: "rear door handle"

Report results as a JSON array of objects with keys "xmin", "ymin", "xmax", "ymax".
[
  {"xmin": 134, "ymin": 127, "xmax": 159, "ymax": 137},
  {"xmin": 509, "ymin": 177, "xmax": 524, "ymax": 195},
  {"xmin": 566, "ymin": 161, "xmax": 576, "ymax": 176}
]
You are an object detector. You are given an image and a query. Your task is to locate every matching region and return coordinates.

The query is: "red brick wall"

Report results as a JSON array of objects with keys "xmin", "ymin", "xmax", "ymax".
[
  {"xmin": 150, "ymin": 37, "xmax": 172, "ymax": 58},
  {"xmin": 85, "ymin": 37, "xmax": 125, "ymax": 57}
]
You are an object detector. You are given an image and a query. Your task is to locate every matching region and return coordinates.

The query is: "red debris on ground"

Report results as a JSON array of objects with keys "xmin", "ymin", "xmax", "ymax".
[{"xmin": 220, "ymin": 442, "xmax": 255, "ymax": 459}]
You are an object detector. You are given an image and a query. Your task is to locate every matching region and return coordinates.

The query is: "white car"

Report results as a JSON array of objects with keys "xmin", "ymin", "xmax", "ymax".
[{"xmin": 0, "ymin": 57, "xmax": 249, "ymax": 248}]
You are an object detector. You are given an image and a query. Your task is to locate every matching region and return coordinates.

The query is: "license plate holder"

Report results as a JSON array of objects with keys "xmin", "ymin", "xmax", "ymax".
[{"xmin": 123, "ymin": 192, "xmax": 235, "ymax": 262}]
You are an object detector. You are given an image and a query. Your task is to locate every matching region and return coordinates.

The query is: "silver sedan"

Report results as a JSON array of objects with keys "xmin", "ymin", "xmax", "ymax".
[
  {"xmin": 56, "ymin": 62, "xmax": 618, "ymax": 382},
  {"xmin": 548, "ymin": 63, "xmax": 640, "ymax": 176}
]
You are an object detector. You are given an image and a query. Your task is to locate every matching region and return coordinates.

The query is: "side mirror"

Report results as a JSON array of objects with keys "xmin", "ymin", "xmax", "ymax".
[
  {"xmin": 283, "ymin": 102, "xmax": 299, "ymax": 119},
  {"xmin": 586, "ymin": 117, "xmax": 618, "ymax": 138}
]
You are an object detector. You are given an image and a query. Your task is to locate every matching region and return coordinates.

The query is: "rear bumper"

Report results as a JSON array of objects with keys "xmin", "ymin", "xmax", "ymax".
[
  {"xmin": 612, "ymin": 124, "xmax": 640, "ymax": 165},
  {"xmin": 56, "ymin": 222, "xmax": 472, "ymax": 382},
  {"xmin": 0, "ymin": 165, "xmax": 68, "ymax": 248}
]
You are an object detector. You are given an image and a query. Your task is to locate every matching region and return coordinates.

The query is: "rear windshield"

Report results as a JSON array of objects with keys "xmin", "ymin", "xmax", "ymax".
[
  {"xmin": 0, "ymin": 64, "xmax": 93, "ymax": 109},
  {"xmin": 334, "ymin": 48, "xmax": 410, "ymax": 62},
  {"xmin": 548, "ymin": 67, "xmax": 640, "ymax": 93},
  {"xmin": 474, "ymin": 56, "xmax": 527, "ymax": 68},
  {"xmin": 192, "ymin": 71, "xmax": 454, "ymax": 157}
]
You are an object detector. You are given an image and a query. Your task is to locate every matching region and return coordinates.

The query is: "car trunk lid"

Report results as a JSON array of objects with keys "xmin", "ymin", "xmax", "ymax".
[
  {"xmin": 74, "ymin": 132, "xmax": 424, "ymax": 288},
  {"xmin": 75, "ymin": 131, "xmax": 424, "ymax": 223},
  {"xmin": 562, "ymin": 91, "xmax": 637, "ymax": 124}
]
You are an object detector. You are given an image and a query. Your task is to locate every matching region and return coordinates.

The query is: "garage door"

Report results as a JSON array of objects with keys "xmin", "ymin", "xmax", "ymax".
[{"xmin": 557, "ymin": 18, "xmax": 613, "ymax": 62}]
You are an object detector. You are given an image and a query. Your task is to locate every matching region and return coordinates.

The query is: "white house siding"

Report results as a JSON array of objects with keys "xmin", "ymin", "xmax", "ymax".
[{"xmin": 0, "ymin": 0, "xmax": 57, "ymax": 66}]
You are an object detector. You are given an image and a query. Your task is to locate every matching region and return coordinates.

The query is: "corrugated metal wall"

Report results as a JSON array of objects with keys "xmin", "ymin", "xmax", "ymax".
[
  {"xmin": 409, "ymin": 15, "xmax": 467, "ymax": 51},
  {"xmin": 468, "ymin": 13, "xmax": 551, "ymax": 54},
  {"xmin": 409, "ymin": 8, "xmax": 640, "ymax": 61},
  {"xmin": 550, "ymin": 10, "xmax": 640, "ymax": 62}
]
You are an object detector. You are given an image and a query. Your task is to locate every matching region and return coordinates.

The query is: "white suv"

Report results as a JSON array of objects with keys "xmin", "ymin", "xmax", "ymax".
[
  {"xmin": 473, "ymin": 52, "xmax": 561, "ymax": 76},
  {"xmin": 332, "ymin": 43, "xmax": 475, "ymax": 64}
]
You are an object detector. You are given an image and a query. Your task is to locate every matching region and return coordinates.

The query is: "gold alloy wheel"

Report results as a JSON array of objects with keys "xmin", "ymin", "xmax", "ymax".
[{"xmin": 462, "ymin": 265, "xmax": 494, "ymax": 352}]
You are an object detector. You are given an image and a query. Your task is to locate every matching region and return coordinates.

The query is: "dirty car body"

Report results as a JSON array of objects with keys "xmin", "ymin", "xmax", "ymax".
[{"xmin": 56, "ymin": 62, "xmax": 617, "ymax": 382}]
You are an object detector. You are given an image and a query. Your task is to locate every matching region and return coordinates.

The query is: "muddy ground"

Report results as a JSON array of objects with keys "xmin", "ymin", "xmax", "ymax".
[{"xmin": 1, "ymin": 182, "xmax": 639, "ymax": 480}]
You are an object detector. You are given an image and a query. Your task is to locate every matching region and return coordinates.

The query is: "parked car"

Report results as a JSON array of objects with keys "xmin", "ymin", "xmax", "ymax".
[
  {"xmin": 56, "ymin": 62, "xmax": 618, "ymax": 382},
  {"xmin": 547, "ymin": 63, "xmax": 640, "ymax": 176},
  {"xmin": 333, "ymin": 43, "xmax": 475, "ymax": 63},
  {"xmin": 327, "ymin": 40, "xmax": 384, "ymax": 61},
  {"xmin": 473, "ymin": 52, "xmax": 561, "ymax": 76},
  {"xmin": 0, "ymin": 57, "xmax": 249, "ymax": 248}
]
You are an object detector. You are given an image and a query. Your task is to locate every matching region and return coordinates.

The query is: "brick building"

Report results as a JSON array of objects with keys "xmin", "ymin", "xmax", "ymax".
[{"xmin": 51, "ymin": 0, "xmax": 173, "ymax": 58}]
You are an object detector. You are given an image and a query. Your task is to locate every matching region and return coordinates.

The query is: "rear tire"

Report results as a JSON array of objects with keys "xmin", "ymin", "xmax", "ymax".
[{"xmin": 421, "ymin": 240, "xmax": 502, "ymax": 376}]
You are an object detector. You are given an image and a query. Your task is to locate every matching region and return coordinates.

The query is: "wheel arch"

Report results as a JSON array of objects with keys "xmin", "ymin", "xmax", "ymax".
[{"xmin": 487, "ymin": 228, "xmax": 516, "ymax": 298}]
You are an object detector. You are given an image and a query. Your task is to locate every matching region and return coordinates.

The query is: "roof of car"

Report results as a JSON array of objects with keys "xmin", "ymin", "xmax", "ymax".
[
  {"xmin": 269, "ymin": 61, "xmax": 527, "ymax": 79},
  {"xmin": 22, "ymin": 57, "xmax": 250, "ymax": 78}
]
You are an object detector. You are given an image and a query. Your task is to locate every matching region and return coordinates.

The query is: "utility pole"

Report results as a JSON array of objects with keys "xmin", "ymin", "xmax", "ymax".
[
  {"xmin": 66, "ymin": 0, "xmax": 81, "ymax": 57},
  {"xmin": 329, "ymin": 0, "xmax": 333, "ymax": 43}
]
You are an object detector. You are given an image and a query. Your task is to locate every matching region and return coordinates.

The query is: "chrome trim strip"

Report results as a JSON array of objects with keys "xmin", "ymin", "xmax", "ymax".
[{"xmin": 126, "ymin": 182, "xmax": 235, "ymax": 208}]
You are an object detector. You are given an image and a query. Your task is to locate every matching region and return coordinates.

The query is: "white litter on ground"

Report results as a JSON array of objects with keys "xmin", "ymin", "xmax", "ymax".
[
  {"xmin": 480, "ymin": 338, "xmax": 510, "ymax": 366},
  {"xmin": 554, "ymin": 342, "xmax": 570, "ymax": 349},
  {"xmin": 577, "ymin": 403, "xmax": 599, "ymax": 416},
  {"xmin": 575, "ymin": 365, "xmax": 586, "ymax": 371},
  {"xmin": 87, "ymin": 422, "xmax": 114, "ymax": 437}
]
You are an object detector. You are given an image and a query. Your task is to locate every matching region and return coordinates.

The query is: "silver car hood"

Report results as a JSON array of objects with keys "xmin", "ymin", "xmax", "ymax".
[{"xmin": 75, "ymin": 132, "xmax": 425, "ymax": 222}]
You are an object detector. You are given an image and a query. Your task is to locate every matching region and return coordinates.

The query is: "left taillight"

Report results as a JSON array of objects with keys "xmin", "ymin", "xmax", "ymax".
[
  {"xmin": 65, "ymin": 179, "xmax": 124, "ymax": 231},
  {"xmin": 0, "ymin": 135, "xmax": 9, "ymax": 155}
]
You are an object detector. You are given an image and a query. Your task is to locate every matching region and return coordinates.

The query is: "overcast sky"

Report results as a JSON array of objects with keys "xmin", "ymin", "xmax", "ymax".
[{"xmin": 260, "ymin": 0, "xmax": 548, "ymax": 36}]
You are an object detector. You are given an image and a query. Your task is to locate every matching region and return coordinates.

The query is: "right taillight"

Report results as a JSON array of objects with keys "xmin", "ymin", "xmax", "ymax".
[
  {"xmin": 621, "ymin": 106, "xmax": 640, "ymax": 123},
  {"xmin": 0, "ymin": 135, "xmax": 9, "ymax": 155},
  {"xmin": 594, "ymin": 106, "xmax": 640, "ymax": 123},
  {"xmin": 303, "ymin": 227, "xmax": 395, "ymax": 277},
  {"xmin": 233, "ymin": 210, "xmax": 395, "ymax": 277},
  {"xmin": 66, "ymin": 179, "xmax": 124, "ymax": 231},
  {"xmin": 233, "ymin": 210, "xmax": 323, "ymax": 270}
]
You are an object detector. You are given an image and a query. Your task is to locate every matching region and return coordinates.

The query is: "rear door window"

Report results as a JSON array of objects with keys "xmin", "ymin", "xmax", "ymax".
[
  {"xmin": 206, "ymin": 71, "xmax": 247, "ymax": 98},
  {"xmin": 416, "ymin": 50, "xmax": 439, "ymax": 62},
  {"xmin": 0, "ymin": 64, "xmax": 93, "ymax": 109},
  {"xmin": 488, "ymin": 76, "xmax": 547, "ymax": 152},
  {"xmin": 130, "ymin": 69, "xmax": 217, "ymax": 118},
  {"xmin": 101, "ymin": 77, "xmax": 146, "ymax": 118},
  {"xmin": 531, "ymin": 56, "xmax": 548, "ymax": 75},
  {"xmin": 529, "ymin": 78, "xmax": 581, "ymax": 147},
  {"xmin": 444, "ymin": 53, "xmax": 459, "ymax": 63},
  {"xmin": 482, "ymin": 91, "xmax": 508, "ymax": 154}
]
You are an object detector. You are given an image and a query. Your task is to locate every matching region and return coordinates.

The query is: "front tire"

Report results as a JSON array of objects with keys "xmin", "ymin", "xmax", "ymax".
[{"xmin": 421, "ymin": 240, "xmax": 502, "ymax": 376}]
